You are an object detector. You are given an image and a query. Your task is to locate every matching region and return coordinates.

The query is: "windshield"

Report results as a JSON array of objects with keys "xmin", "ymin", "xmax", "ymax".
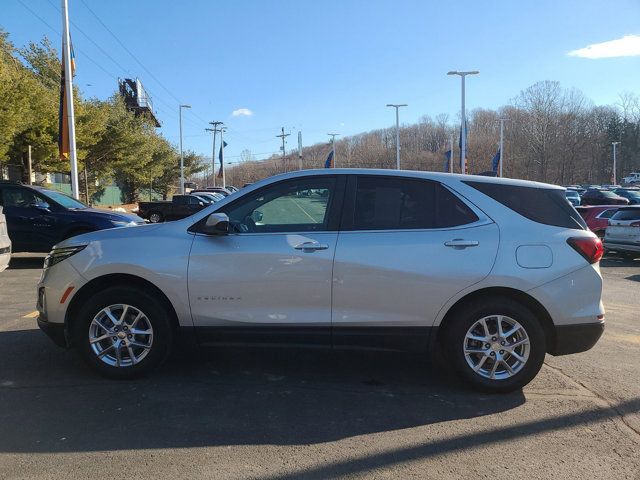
[
  {"xmin": 599, "ymin": 190, "xmax": 620, "ymax": 198},
  {"xmin": 566, "ymin": 191, "xmax": 579, "ymax": 197},
  {"xmin": 41, "ymin": 189, "xmax": 87, "ymax": 209}
]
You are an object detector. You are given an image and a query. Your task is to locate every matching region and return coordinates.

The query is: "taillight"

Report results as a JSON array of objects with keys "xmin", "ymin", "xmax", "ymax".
[
  {"xmin": 631, "ymin": 221, "xmax": 640, "ymax": 227},
  {"xmin": 567, "ymin": 237, "xmax": 603, "ymax": 264}
]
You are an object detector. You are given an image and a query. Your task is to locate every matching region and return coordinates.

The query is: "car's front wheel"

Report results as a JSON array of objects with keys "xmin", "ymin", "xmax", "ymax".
[
  {"xmin": 71, "ymin": 286, "xmax": 173, "ymax": 378},
  {"xmin": 443, "ymin": 297, "xmax": 546, "ymax": 393}
]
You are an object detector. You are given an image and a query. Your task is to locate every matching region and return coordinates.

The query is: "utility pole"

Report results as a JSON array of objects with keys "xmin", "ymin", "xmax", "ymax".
[
  {"xmin": 178, "ymin": 104, "xmax": 191, "ymax": 194},
  {"xmin": 328, "ymin": 133, "xmax": 340, "ymax": 167},
  {"xmin": 298, "ymin": 131, "xmax": 303, "ymax": 170},
  {"xmin": 447, "ymin": 70, "xmax": 479, "ymax": 174},
  {"xmin": 386, "ymin": 104, "xmax": 408, "ymax": 169},
  {"xmin": 61, "ymin": 0, "xmax": 79, "ymax": 198},
  {"xmin": 276, "ymin": 127, "xmax": 290, "ymax": 165},
  {"xmin": 498, "ymin": 118, "xmax": 508, "ymax": 178},
  {"xmin": 27, "ymin": 145, "xmax": 33, "ymax": 185},
  {"xmin": 206, "ymin": 121, "xmax": 223, "ymax": 187},
  {"xmin": 220, "ymin": 127, "xmax": 226, "ymax": 188},
  {"xmin": 612, "ymin": 141, "xmax": 620, "ymax": 185}
]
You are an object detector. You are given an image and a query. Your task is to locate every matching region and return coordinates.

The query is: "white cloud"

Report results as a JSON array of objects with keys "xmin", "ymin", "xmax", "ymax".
[
  {"xmin": 232, "ymin": 108, "xmax": 253, "ymax": 117},
  {"xmin": 568, "ymin": 35, "xmax": 640, "ymax": 59}
]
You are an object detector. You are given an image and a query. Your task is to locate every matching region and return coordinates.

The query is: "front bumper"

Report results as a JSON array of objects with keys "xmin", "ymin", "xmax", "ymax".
[
  {"xmin": 549, "ymin": 321, "xmax": 605, "ymax": 356},
  {"xmin": 37, "ymin": 315, "xmax": 68, "ymax": 348}
]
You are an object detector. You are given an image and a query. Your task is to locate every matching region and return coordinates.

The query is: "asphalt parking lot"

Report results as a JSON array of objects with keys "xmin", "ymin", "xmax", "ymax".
[{"xmin": 0, "ymin": 255, "xmax": 638, "ymax": 479}]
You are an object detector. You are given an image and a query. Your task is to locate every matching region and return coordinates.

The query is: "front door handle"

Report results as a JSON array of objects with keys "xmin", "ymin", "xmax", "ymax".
[
  {"xmin": 294, "ymin": 241, "xmax": 329, "ymax": 252},
  {"xmin": 444, "ymin": 239, "xmax": 479, "ymax": 249}
]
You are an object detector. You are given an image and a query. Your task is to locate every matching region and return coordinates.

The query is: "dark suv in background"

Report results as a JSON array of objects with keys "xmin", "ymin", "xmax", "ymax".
[{"xmin": 0, "ymin": 181, "xmax": 144, "ymax": 252}]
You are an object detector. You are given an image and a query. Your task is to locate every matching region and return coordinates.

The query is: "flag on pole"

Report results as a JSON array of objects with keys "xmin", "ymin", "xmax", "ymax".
[
  {"xmin": 217, "ymin": 141, "xmax": 228, "ymax": 178},
  {"xmin": 324, "ymin": 150, "xmax": 334, "ymax": 168},
  {"xmin": 443, "ymin": 150, "xmax": 452, "ymax": 172},
  {"xmin": 58, "ymin": 41, "xmax": 76, "ymax": 159},
  {"xmin": 491, "ymin": 148, "xmax": 501, "ymax": 174}
]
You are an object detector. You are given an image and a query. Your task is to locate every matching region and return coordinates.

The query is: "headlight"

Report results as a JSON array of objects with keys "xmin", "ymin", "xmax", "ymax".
[
  {"xmin": 44, "ymin": 245, "xmax": 87, "ymax": 269},
  {"xmin": 110, "ymin": 220, "xmax": 138, "ymax": 228}
]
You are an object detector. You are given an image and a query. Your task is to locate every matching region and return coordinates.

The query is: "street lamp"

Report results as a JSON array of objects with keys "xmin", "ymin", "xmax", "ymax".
[
  {"xmin": 179, "ymin": 104, "xmax": 191, "ymax": 194},
  {"xmin": 386, "ymin": 104, "xmax": 408, "ymax": 169},
  {"xmin": 447, "ymin": 70, "xmax": 479, "ymax": 174},
  {"xmin": 612, "ymin": 141, "xmax": 620, "ymax": 185}
]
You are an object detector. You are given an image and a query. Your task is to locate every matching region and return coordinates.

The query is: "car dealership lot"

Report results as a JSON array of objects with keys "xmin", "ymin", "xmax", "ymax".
[{"xmin": 0, "ymin": 255, "xmax": 638, "ymax": 479}]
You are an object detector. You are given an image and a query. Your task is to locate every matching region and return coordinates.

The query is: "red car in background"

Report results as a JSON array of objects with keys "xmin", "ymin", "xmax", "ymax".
[{"xmin": 576, "ymin": 205, "xmax": 620, "ymax": 238}]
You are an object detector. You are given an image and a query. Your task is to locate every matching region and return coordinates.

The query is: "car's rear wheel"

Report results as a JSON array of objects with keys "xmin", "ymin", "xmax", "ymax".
[
  {"xmin": 71, "ymin": 286, "xmax": 173, "ymax": 378},
  {"xmin": 148, "ymin": 212, "xmax": 163, "ymax": 223},
  {"xmin": 443, "ymin": 297, "xmax": 546, "ymax": 393}
]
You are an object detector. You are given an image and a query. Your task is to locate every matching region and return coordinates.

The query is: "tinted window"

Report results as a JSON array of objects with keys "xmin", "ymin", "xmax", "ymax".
[
  {"xmin": 222, "ymin": 177, "xmax": 336, "ymax": 233},
  {"xmin": 173, "ymin": 196, "xmax": 188, "ymax": 205},
  {"xmin": 1, "ymin": 188, "xmax": 45, "ymax": 208},
  {"xmin": 611, "ymin": 208, "xmax": 640, "ymax": 221},
  {"xmin": 352, "ymin": 177, "xmax": 478, "ymax": 230},
  {"xmin": 598, "ymin": 209, "xmax": 618, "ymax": 219},
  {"xmin": 465, "ymin": 181, "xmax": 586, "ymax": 230}
]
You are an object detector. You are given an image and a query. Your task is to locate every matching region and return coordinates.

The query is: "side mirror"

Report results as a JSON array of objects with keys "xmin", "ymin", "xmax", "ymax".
[
  {"xmin": 251, "ymin": 210, "xmax": 263, "ymax": 223},
  {"xmin": 202, "ymin": 212, "xmax": 229, "ymax": 235}
]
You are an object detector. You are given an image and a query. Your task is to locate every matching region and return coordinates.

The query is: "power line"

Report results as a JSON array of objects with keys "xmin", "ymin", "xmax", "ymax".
[{"xmin": 78, "ymin": 0, "xmax": 203, "ymax": 123}]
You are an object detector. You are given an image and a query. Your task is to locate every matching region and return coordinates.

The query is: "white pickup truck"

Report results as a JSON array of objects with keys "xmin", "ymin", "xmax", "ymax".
[{"xmin": 622, "ymin": 172, "xmax": 640, "ymax": 184}]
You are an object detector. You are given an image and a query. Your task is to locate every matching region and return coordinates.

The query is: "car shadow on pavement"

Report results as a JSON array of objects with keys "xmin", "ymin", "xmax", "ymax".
[{"xmin": 0, "ymin": 328, "xmax": 527, "ymax": 454}]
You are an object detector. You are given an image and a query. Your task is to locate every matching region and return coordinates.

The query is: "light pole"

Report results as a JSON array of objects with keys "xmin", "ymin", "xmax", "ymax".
[
  {"xmin": 206, "ymin": 121, "xmax": 223, "ymax": 187},
  {"xmin": 178, "ymin": 104, "xmax": 191, "ymax": 194},
  {"xmin": 328, "ymin": 133, "xmax": 340, "ymax": 167},
  {"xmin": 447, "ymin": 70, "xmax": 479, "ymax": 174},
  {"xmin": 612, "ymin": 142, "xmax": 620, "ymax": 185},
  {"xmin": 386, "ymin": 104, "xmax": 408, "ymax": 169}
]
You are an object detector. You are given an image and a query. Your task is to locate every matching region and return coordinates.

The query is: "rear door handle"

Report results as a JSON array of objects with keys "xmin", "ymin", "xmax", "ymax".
[
  {"xmin": 444, "ymin": 239, "xmax": 479, "ymax": 249},
  {"xmin": 294, "ymin": 241, "xmax": 329, "ymax": 251}
]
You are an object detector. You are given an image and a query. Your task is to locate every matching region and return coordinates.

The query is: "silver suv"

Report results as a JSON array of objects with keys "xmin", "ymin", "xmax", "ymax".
[{"xmin": 37, "ymin": 170, "xmax": 604, "ymax": 392}]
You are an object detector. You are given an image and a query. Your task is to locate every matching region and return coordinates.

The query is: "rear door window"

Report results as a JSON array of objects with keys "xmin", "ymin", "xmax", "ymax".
[
  {"xmin": 464, "ymin": 181, "xmax": 586, "ymax": 230},
  {"xmin": 611, "ymin": 209, "xmax": 640, "ymax": 221},
  {"xmin": 351, "ymin": 176, "xmax": 478, "ymax": 230}
]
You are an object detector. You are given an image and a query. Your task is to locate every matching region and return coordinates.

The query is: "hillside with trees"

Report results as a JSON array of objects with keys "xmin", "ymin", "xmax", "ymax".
[{"xmin": 224, "ymin": 82, "xmax": 640, "ymax": 188}]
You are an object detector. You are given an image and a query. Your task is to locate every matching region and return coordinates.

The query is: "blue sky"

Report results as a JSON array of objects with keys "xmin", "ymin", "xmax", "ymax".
[{"xmin": 4, "ymin": 0, "xmax": 640, "ymax": 164}]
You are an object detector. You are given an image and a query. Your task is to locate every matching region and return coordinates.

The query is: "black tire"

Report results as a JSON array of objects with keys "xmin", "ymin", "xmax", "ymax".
[
  {"xmin": 148, "ymin": 211, "xmax": 163, "ymax": 223},
  {"xmin": 71, "ymin": 286, "xmax": 173, "ymax": 379},
  {"xmin": 442, "ymin": 296, "xmax": 546, "ymax": 393}
]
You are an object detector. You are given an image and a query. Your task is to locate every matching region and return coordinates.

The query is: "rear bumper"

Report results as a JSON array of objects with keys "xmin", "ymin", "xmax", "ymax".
[
  {"xmin": 37, "ymin": 315, "xmax": 68, "ymax": 348},
  {"xmin": 549, "ymin": 321, "xmax": 605, "ymax": 356},
  {"xmin": 603, "ymin": 241, "xmax": 640, "ymax": 253}
]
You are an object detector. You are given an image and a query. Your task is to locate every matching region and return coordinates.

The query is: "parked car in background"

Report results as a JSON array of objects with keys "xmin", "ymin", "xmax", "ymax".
[
  {"xmin": 622, "ymin": 172, "xmax": 640, "ymax": 184},
  {"xmin": 0, "ymin": 206, "xmax": 11, "ymax": 272},
  {"xmin": 0, "ymin": 181, "xmax": 144, "ymax": 253},
  {"xmin": 191, "ymin": 187, "xmax": 231, "ymax": 197},
  {"xmin": 604, "ymin": 207, "xmax": 640, "ymax": 259},
  {"xmin": 37, "ymin": 170, "xmax": 604, "ymax": 393},
  {"xmin": 565, "ymin": 189, "xmax": 581, "ymax": 206},
  {"xmin": 189, "ymin": 191, "xmax": 225, "ymax": 204},
  {"xmin": 576, "ymin": 206, "xmax": 620, "ymax": 238},
  {"xmin": 613, "ymin": 188, "xmax": 640, "ymax": 205},
  {"xmin": 580, "ymin": 189, "xmax": 629, "ymax": 206},
  {"xmin": 226, "ymin": 186, "xmax": 239, "ymax": 193},
  {"xmin": 137, "ymin": 195, "xmax": 207, "ymax": 223}
]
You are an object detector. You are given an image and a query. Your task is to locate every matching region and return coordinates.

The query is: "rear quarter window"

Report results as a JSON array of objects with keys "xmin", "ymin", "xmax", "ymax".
[{"xmin": 464, "ymin": 181, "xmax": 586, "ymax": 230}]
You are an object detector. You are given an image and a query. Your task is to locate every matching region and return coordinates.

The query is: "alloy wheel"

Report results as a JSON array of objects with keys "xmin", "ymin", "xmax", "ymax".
[
  {"xmin": 463, "ymin": 315, "xmax": 530, "ymax": 380},
  {"xmin": 89, "ymin": 304, "xmax": 154, "ymax": 368}
]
